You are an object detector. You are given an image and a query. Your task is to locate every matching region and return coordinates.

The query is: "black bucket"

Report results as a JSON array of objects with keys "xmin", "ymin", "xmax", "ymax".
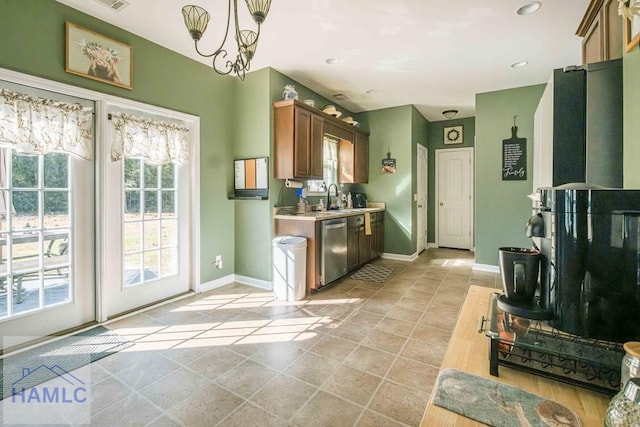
[{"xmin": 499, "ymin": 247, "xmax": 540, "ymax": 304}]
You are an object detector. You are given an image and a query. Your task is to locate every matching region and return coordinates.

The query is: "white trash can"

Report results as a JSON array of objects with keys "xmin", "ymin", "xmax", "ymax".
[{"xmin": 272, "ymin": 236, "xmax": 307, "ymax": 301}]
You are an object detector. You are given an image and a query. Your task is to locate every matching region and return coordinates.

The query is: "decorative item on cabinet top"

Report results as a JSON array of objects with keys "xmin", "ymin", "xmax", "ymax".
[
  {"xmin": 282, "ymin": 85, "xmax": 298, "ymax": 100},
  {"xmin": 322, "ymin": 105, "xmax": 342, "ymax": 118},
  {"xmin": 230, "ymin": 157, "xmax": 269, "ymax": 200},
  {"xmin": 621, "ymin": 0, "xmax": 640, "ymax": 51}
]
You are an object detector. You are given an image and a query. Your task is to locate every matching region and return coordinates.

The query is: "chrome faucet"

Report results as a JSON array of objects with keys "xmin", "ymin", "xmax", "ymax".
[{"xmin": 327, "ymin": 183, "xmax": 338, "ymax": 210}]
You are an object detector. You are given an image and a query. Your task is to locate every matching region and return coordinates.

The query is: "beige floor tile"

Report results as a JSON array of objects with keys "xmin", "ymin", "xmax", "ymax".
[
  {"xmin": 111, "ymin": 352, "xmax": 181, "ymax": 390},
  {"xmin": 374, "ymin": 317, "xmax": 415, "ymax": 338},
  {"xmin": 330, "ymin": 320, "xmax": 373, "ymax": 343},
  {"xmin": 419, "ymin": 302, "xmax": 461, "ymax": 331},
  {"xmin": 322, "ymin": 365, "xmax": 382, "ymax": 406},
  {"xmin": 432, "ymin": 292, "xmax": 465, "ymax": 308},
  {"xmin": 369, "ymin": 380, "xmax": 429, "ymax": 426},
  {"xmin": 220, "ymin": 402, "xmax": 286, "ymax": 427},
  {"xmin": 89, "ymin": 393, "xmax": 163, "ymax": 427},
  {"xmin": 345, "ymin": 345, "xmax": 395, "ymax": 377},
  {"xmin": 387, "ymin": 356, "xmax": 440, "ymax": 393},
  {"xmin": 215, "ymin": 359, "xmax": 278, "ymax": 398},
  {"xmin": 168, "ymin": 383, "xmax": 244, "ymax": 426},
  {"xmin": 250, "ymin": 374, "xmax": 317, "ymax": 420},
  {"xmin": 285, "ymin": 352, "xmax": 340, "ymax": 386},
  {"xmin": 384, "ymin": 304, "xmax": 423, "ymax": 323},
  {"xmin": 290, "ymin": 390, "xmax": 363, "ymax": 427},
  {"xmin": 309, "ymin": 334, "xmax": 359, "ymax": 362},
  {"xmin": 356, "ymin": 410, "xmax": 407, "ymax": 427},
  {"xmin": 401, "ymin": 337, "xmax": 449, "ymax": 366},
  {"xmin": 186, "ymin": 346, "xmax": 246, "ymax": 380},
  {"xmin": 86, "ymin": 376, "xmax": 134, "ymax": 416},
  {"xmin": 249, "ymin": 341, "xmax": 307, "ymax": 371},
  {"xmin": 361, "ymin": 329, "xmax": 407, "ymax": 355},
  {"xmin": 58, "ymin": 248, "xmax": 496, "ymax": 427},
  {"xmin": 139, "ymin": 367, "xmax": 210, "ymax": 410}
]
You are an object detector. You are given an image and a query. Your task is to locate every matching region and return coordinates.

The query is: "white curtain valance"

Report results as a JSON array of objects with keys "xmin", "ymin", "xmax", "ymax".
[
  {"xmin": 110, "ymin": 113, "xmax": 190, "ymax": 165},
  {"xmin": 0, "ymin": 89, "xmax": 93, "ymax": 159}
]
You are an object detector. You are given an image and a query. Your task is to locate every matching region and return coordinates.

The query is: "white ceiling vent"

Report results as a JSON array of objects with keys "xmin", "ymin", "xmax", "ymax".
[
  {"xmin": 93, "ymin": 0, "xmax": 130, "ymax": 11},
  {"xmin": 333, "ymin": 93, "xmax": 349, "ymax": 101}
]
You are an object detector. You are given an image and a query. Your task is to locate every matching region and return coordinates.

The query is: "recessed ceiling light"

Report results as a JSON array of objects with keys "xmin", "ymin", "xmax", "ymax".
[
  {"xmin": 511, "ymin": 60, "xmax": 529, "ymax": 68},
  {"xmin": 325, "ymin": 58, "xmax": 339, "ymax": 65},
  {"xmin": 516, "ymin": 1, "xmax": 542, "ymax": 15}
]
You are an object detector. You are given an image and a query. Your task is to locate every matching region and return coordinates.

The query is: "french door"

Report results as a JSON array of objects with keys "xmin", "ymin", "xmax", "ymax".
[
  {"xmin": 0, "ymin": 149, "xmax": 95, "ymax": 349},
  {"xmin": 100, "ymin": 106, "xmax": 192, "ymax": 319}
]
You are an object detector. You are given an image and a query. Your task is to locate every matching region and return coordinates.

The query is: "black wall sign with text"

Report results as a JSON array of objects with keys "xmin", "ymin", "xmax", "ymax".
[{"xmin": 502, "ymin": 126, "xmax": 526, "ymax": 181}]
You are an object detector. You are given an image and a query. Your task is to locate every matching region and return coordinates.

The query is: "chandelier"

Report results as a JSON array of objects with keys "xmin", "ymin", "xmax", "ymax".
[{"xmin": 181, "ymin": 1, "xmax": 272, "ymax": 81}]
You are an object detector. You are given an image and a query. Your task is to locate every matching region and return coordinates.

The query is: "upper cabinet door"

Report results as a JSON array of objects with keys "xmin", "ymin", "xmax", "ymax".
[
  {"xmin": 293, "ymin": 107, "xmax": 312, "ymax": 178},
  {"xmin": 310, "ymin": 115, "xmax": 324, "ymax": 179},
  {"xmin": 354, "ymin": 132, "xmax": 369, "ymax": 183},
  {"xmin": 578, "ymin": 0, "xmax": 622, "ymax": 64}
]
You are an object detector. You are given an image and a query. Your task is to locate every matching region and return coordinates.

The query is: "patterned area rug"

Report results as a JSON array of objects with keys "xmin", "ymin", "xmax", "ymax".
[
  {"xmin": 351, "ymin": 264, "xmax": 394, "ymax": 283},
  {"xmin": 433, "ymin": 368, "xmax": 582, "ymax": 427},
  {"xmin": 0, "ymin": 326, "xmax": 132, "ymax": 400}
]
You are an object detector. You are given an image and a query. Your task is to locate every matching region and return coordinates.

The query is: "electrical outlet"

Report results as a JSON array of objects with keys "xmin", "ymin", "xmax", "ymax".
[{"xmin": 215, "ymin": 255, "xmax": 223, "ymax": 269}]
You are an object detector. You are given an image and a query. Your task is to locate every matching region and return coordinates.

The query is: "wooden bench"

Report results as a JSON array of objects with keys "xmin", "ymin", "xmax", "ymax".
[{"xmin": 0, "ymin": 255, "xmax": 70, "ymax": 303}]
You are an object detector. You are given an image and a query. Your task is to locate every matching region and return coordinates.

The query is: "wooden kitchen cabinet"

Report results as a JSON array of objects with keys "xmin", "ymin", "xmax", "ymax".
[
  {"xmin": 338, "ymin": 131, "xmax": 369, "ymax": 184},
  {"xmin": 347, "ymin": 223, "xmax": 360, "ymax": 272},
  {"xmin": 274, "ymin": 99, "xmax": 370, "ymax": 183},
  {"xmin": 577, "ymin": 0, "xmax": 622, "ymax": 64},
  {"xmin": 273, "ymin": 100, "xmax": 323, "ymax": 179}
]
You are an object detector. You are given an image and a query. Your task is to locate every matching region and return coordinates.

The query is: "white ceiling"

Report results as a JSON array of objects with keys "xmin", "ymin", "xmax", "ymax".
[{"xmin": 57, "ymin": 0, "xmax": 590, "ymax": 121}]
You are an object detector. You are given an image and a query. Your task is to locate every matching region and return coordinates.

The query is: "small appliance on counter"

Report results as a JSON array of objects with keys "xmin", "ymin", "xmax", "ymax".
[{"xmin": 353, "ymin": 193, "xmax": 367, "ymax": 208}]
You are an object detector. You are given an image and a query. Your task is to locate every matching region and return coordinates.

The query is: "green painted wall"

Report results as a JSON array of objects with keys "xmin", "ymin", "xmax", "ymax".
[
  {"xmin": 475, "ymin": 84, "xmax": 545, "ymax": 266},
  {"xmin": 359, "ymin": 105, "xmax": 415, "ymax": 255},
  {"xmin": 412, "ymin": 107, "xmax": 429, "ymax": 252},
  {"xmin": 0, "ymin": 0, "xmax": 236, "ymax": 283},
  {"xmin": 426, "ymin": 117, "xmax": 476, "ymax": 243},
  {"xmin": 232, "ymin": 69, "xmax": 272, "ymax": 280},
  {"xmin": 623, "ymin": 47, "xmax": 640, "ymax": 188}
]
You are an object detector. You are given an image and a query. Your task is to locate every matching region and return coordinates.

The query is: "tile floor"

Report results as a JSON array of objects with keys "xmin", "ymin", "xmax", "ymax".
[{"xmin": 3, "ymin": 248, "xmax": 501, "ymax": 426}]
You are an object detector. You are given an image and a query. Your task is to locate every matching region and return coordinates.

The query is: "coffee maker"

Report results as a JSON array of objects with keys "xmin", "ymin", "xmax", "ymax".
[{"xmin": 527, "ymin": 184, "xmax": 640, "ymax": 343}]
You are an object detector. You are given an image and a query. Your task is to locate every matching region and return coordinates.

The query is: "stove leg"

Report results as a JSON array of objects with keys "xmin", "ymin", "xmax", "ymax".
[{"xmin": 489, "ymin": 338, "xmax": 499, "ymax": 376}]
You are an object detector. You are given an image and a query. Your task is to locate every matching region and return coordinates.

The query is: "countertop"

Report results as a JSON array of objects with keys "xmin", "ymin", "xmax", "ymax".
[
  {"xmin": 273, "ymin": 203, "xmax": 385, "ymax": 221},
  {"xmin": 420, "ymin": 286, "xmax": 610, "ymax": 426}
]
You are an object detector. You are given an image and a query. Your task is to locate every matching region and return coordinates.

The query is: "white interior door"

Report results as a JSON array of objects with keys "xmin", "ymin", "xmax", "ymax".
[
  {"xmin": 436, "ymin": 148, "xmax": 473, "ymax": 250},
  {"xmin": 101, "ymin": 105, "xmax": 194, "ymax": 319},
  {"xmin": 417, "ymin": 144, "xmax": 427, "ymax": 253}
]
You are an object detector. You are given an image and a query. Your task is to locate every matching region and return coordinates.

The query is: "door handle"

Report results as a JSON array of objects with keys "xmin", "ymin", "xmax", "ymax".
[{"xmin": 418, "ymin": 204, "xmax": 423, "ymax": 208}]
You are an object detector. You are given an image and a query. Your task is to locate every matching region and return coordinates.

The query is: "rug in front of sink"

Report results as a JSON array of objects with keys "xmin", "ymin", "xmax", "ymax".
[{"xmin": 351, "ymin": 264, "xmax": 394, "ymax": 283}]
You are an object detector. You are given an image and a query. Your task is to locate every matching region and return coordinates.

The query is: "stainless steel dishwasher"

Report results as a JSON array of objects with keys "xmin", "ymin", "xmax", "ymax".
[{"xmin": 321, "ymin": 217, "xmax": 347, "ymax": 287}]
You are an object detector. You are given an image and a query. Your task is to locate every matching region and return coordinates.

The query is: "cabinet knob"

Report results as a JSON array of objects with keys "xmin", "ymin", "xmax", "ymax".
[{"xmin": 439, "ymin": 202, "xmax": 443, "ymax": 206}]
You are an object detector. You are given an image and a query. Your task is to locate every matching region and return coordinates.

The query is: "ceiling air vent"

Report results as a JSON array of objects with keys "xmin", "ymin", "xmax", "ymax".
[
  {"xmin": 93, "ymin": 0, "xmax": 130, "ymax": 11},
  {"xmin": 333, "ymin": 93, "xmax": 349, "ymax": 101}
]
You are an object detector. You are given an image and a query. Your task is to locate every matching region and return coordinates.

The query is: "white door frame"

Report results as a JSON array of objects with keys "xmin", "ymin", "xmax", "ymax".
[
  {"xmin": 0, "ymin": 67, "xmax": 201, "ymax": 326},
  {"xmin": 416, "ymin": 144, "xmax": 428, "ymax": 253},
  {"xmin": 435, "ymin": 147, "xmax": 474, "ymax": 249}
]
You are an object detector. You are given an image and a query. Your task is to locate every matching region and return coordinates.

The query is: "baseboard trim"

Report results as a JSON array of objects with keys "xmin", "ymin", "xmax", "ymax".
[
  {"xmin": 198, "ymin": 274, "xmax": 272, "ymax": 293},
  {"xmin": 234, "ymin": 275, "xmax": 272, "ymax": 291},
  {"xmin": 426, "ymin": 243, "xmax": 439, "ymax": 249},
  {"xmin": 381, "ymin": 252, "xmax": 419, "ymax": 262},
  {"xmin": 197, "ymin": 274, "xmax": 235, "ymax": 293},
  {"xmin": 473, "ymin": 263, "xmax": 500, "ymax": 273}
]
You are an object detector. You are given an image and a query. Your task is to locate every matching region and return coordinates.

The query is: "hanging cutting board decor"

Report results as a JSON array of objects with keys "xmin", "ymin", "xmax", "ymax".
[{"xmin": 502, "ymin": 126, "xmax": 526, "ymax": 181}]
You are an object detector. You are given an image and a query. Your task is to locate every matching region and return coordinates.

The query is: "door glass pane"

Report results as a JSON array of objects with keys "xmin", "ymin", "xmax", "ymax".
[
  {"xmin": 0, "ymin": 151, "xmax": 73, "ymax": 319},
  {"xmin": 44, "ymin": 154, "xmax": 68, "ymax": 188},
  {"xmin": 124, "ymin": 158, "xmax": 140, "ymax": 189},
  {"xmin": 123, "ymin": 162, "xmax": 178, "ymax": 287}
]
